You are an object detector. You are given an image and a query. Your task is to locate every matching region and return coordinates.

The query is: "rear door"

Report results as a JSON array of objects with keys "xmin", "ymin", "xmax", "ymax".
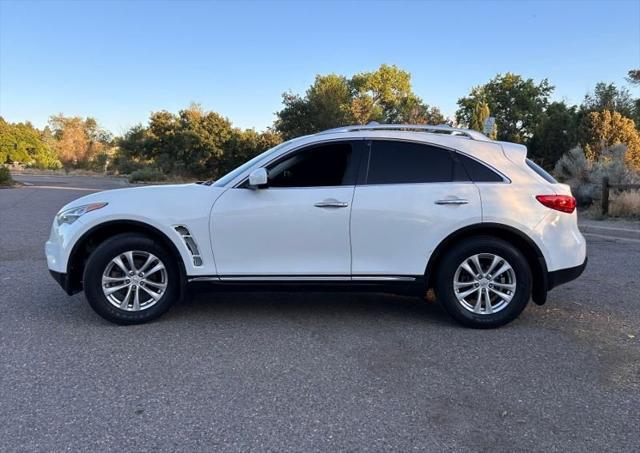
[{"xmin": 350, "ymin": 139, "xmax": 482, "ymax": 277}]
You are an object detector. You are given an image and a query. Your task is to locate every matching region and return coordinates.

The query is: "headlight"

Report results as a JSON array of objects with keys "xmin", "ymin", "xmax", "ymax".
[{"xmin": 56, "ymin": 202, "xmax": 108, "ymax": 225}]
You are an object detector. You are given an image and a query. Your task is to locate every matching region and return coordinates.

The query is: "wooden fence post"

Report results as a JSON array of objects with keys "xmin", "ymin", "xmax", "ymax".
[{"xmin": 601, "ymin": 176, "xmax": 609, "ymax": 216}]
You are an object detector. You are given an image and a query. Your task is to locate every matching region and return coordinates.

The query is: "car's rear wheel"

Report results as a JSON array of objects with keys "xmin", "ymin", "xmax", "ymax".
[
  {"xmin": 83, "ymin": 233, "xmax": 181, "ymax": 324},
  {"xmin": 435, "ymin": 236, "xmax": 531, "ymax": 328}
]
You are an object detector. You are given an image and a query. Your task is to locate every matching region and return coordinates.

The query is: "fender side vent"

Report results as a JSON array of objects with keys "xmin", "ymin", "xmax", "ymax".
[{"xmin": 174, "ymin": 225, "xmax": 203, "ymax": 267}]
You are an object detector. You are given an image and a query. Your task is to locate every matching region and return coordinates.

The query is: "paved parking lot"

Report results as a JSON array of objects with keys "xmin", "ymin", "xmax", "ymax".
[{"xmin": 1, "ymin": 175, "xmax": 639, "ymax": 452}]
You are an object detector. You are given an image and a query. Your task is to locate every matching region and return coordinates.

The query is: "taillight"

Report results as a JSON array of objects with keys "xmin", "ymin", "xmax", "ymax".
[{"xmin": 536, "ymin": 195, "xmax": 576, "ymax": 213}]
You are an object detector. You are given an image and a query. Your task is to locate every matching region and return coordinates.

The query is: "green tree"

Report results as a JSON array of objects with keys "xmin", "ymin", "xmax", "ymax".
[
  {"xmin": 116, "ymin": 124, "xmax": 152, "ymax": 171},
  {"xmin": 221, "ymin": 128, "xmax": 282, "ymax": 175},
  {"xmin": 467, "ymin": 100, "xmax": 496, "ymax": 138},
  {"xmin": 347, "ymin": 64, "xmax": 442, "ymax": 125},
  {"xmin": 624, "ymin": 70, "xmax": 640, "ymax": 129},
  {"xmin": 527, "ymin": 102, "xmax": 579, "ymax": 169},
  {"xmin": 581, "ymin": 82, "xmax": 636, "ymax": 119},
  {"xmin": 581, "ymin": 110, "xmax": 640, "ymax": 169},
  {"xmin": 456, "ymin": 73, "xmax": 554, "ymax": 143},
  {"xmin": 385, "ymin": 95, "xmax": 445, "ymax": 125},
  {"xmin": 275, "ymin": 65, "xmax": 444, "ymax": 139},
  {"xmin": 117, "ymin": 104, "xmax": 281, "ymax": 179},
  {"xmin": 176, "ymin": 104, "xmax": 232, "ymax": 176},
  {"xmin": 626, "ymin": 69, "xmax": 640, "ymax": 86},
  {"xmin": 275, "ymin": 74, "xmax": 351, "ymax": 139},
  {"xmin": 469, "ymin": 100, "xmax": 490, "ymax": 132},
  {"xmin": 0, "ymin": 117, "xmax": 29, "ymax": 163},
  {"xmin": 119, "ymin": 104, "xmax": 233, "ymax": 177},
  {"xmin": 0, "ymin": 117, "xmax": 61, "ymax": 168}
]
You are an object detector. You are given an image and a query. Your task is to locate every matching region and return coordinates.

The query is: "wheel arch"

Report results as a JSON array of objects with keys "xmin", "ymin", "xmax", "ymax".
[
  {"xmin": 425, "ymin": 223, "xmax": 549, "ymax": 305},
  {"xmin": 66, "ymin": 220, "xmax": 187, "ymax": 295}
]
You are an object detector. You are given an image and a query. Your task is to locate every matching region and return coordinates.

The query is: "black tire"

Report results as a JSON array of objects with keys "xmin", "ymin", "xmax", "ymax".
[
  {"xmin": 83, "ymin": 233, "xmax": 182, "ymax": 324},
  {"xmin": 434, "ymin": 236, "xmax": 531, "ymax": 329}
]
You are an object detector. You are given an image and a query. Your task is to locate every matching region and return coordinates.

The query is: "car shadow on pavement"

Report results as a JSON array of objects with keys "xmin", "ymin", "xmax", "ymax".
[{"xmin": 167, "ymin": 290, "xmax": 453, "ymax": 327}]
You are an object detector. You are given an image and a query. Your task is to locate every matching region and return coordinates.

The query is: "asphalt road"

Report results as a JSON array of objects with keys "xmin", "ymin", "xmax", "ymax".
[{"xmin": 1, "ymin": 174, "xmax": 639, "ymax": 452}]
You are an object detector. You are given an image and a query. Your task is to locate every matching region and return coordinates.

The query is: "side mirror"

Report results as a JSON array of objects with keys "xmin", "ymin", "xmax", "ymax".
[{"xmin": 248, "ymin": 168, "xmax": 268, "ymax": 188}]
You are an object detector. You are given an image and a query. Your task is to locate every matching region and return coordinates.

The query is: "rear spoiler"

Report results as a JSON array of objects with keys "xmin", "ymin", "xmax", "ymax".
[{"xmin": 498, "ymin": 141, "xmax": 527, "ymax": 164}]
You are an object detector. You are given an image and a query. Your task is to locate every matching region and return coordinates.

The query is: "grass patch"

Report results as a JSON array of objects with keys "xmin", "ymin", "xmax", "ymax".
[{"xmin": 609, "ymin": 190, "xmax": 640, "ymax": 218}]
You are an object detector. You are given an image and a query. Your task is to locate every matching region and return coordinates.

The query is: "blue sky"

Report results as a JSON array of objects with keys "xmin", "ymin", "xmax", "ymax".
[{"xmin": 1, "ymin": 0, "xmax": 638, "ymax": 135}]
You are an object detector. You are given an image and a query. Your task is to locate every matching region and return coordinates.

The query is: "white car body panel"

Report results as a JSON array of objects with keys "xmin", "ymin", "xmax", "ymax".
[
  {"xmin": 210, "ymin": 186, "xmax": 354, "ymax": 276},
  {"xmin": 350, "ymin": 182, "xmax": 482, "ymax": 275},
  {"xmin": 46, "ymin": 184, "xmax": 223, "ymax": 276}
]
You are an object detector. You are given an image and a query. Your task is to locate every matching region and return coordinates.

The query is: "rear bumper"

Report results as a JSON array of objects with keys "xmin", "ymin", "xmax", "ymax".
[{"xmin": 547, "ymin": 256, "xmax": 588, "ymax": 290}]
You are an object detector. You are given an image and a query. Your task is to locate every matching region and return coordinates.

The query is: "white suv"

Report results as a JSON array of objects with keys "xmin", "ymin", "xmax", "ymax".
[{"xmin": 46, "ymin": 124, "xmax": 587, "ymax": 328}]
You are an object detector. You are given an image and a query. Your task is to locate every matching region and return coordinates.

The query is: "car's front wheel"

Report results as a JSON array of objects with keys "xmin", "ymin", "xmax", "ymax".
[
  {"xmin": 83, "ymin": 233, "xmax": 181, "ymax": 324},
  {"xmin": 435, "ymin": 236, "xmax": 532, "ymax": 328}
]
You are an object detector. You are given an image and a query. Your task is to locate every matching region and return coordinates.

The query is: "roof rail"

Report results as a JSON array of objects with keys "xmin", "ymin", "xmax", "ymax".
[{"xmin": 317, "ymin": 123, "xmax": 491, "ymax": 141}]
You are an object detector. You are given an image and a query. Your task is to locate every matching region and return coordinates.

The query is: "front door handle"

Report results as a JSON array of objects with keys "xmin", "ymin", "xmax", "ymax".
[
  {"xmin": 314, "ymin": 199, "xmax": 349, "ymax": 208},
  {"xmin": 435, "ymin": 198, "xmax": 469, "ymax": 205}
]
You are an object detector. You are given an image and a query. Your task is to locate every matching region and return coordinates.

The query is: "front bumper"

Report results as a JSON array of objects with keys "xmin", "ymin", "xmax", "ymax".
[
  {"xmin": 49, "ymin": 270, "xmax": 76, "ymax": 295},
  {"xmin": 45, "ymin": 216, "xmax": 86, "ymax": 274},
  {"xmin": 46, "ymin": 218, "xmax": 85, "ymax": 295}
]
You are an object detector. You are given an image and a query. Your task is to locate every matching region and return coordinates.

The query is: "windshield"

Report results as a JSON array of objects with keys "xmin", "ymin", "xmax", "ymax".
[{"xmin": 213, "ymin": 138, "xmax": 304, "ymax": 187}]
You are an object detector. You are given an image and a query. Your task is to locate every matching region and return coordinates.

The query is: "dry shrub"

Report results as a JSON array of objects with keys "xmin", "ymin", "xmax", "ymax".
[
  {"xmin": 554, "ymin": 144, "xmax": 639, "ymax": 207},
  {"xmin": 0, "ymin": 167, "xmax": 13, "ymax": 186},
  {"xmin": 609, "ymin": 190, "xmax": 640, "ymax": 218},
  {"xmin": 129, "ymin": 167, "xmax": 167, "ymax": 183}
]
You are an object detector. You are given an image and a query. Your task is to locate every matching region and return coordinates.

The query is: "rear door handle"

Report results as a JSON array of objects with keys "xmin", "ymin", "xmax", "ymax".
[
  {"xmin": 314, "ymin": 199, "xmax": 349, "ymax": 208},
  {"xmin": 435, "ymin": 198, "xmax": 469, "ymax": 205}
]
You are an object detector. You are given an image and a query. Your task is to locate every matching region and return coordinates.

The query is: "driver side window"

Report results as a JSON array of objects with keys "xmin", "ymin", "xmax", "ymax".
[{"xmin": 267, "ymin": 142, "xmax": 354, "ymax": 188}]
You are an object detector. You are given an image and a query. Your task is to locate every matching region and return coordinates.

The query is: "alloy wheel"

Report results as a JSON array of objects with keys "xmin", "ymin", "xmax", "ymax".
[
  {"xmin": 452, "ymin": 253, "xmax": 516, "ymax": 315},
  {"xmin": 101, "ymin": 250, "xmax": 168, "ymax": 311}
]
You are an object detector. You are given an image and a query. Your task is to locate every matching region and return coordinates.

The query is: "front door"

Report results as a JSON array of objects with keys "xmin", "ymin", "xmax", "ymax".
[{"xmin": 210, "ymin": 140, "xmax": 362, "ymax": 277}]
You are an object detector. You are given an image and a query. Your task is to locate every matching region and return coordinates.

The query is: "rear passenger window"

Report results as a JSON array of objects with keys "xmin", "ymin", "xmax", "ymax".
[
  {"xmin": 456, "ymin": 153, "xmax": 504, "ymax": 182},
  {"xmin": 366, "ymin": 141, "xmax": 455, "ymax": 184}
]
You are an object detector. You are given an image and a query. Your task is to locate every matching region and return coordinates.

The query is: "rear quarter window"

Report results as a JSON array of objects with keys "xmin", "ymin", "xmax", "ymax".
[
  {"xmin": 526, "ymin": 158, "xmax": 557, "ymax": 184},
  {"xmin": 456, "ymin": 153, "xmax": 505, "ymax": 183}
]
